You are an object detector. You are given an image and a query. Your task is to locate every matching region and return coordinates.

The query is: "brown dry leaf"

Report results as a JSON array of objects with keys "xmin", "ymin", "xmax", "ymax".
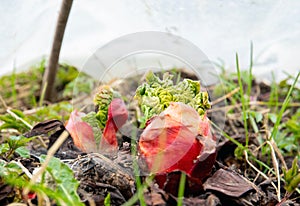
[
  {"xmin": 24, "ymin": 119, "xmax": 81, "ymax": 158},
  {"xmin": 203, "ymin": 169, "xmax": 253, "ymax": 197},
  {"xmin": 0, "ymin": 183, "xmax": 14, "ymax": 205},
  {"xmin": 24, "ymin": 119, "xmax": 64, "ymax": 137},
  {"xmin": 144, "ymin": 184, "xmax": 168, "ymax": 206}
]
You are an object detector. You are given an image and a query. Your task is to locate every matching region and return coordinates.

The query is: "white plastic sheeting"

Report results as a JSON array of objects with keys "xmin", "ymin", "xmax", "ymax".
[{"xmin": 1, "ymin": 0, "xmax": 299, "ymax": 80}]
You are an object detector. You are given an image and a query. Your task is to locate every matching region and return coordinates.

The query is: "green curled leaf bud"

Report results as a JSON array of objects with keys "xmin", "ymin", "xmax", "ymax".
[
  {"xmin": 134, "ymin": 71, "xmax": 211, "ymax": 127},
  {"xmin": 94, "ymin": 85, "xmax": 120, "ymax": 129}
]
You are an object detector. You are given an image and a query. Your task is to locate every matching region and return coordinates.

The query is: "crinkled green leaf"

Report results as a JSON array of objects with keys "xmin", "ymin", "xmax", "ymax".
[
  {"xmin": 81, "ymin": 111, "xmax": 102, "ymax": 147},
  {"xmin": 40, "ymin": 155, "xmax": 83, "ymax": 206},
  {"xmin": 0, "ymin": 143, "xmax": 9, "ymax": 156},
  {"xmin": 7, "ymin": 135, "xmax": 33, "ymax": 150},
  {"xmin": 94, "ymin": 85, "xmax": 121, "ymax": 129},
  {"xmin": 135, "ymin": 71, "xmax": 211, "ymax": 127},
  {"xmin": 0, "ymin": 158, "xmax": 83, "ymax": 205},
  {"xmin": 0, "ymin": 114, "xmax": 29, "ymax": 133},
  {"xmin": 0, "ymin": 161, "xmax": 29, "ymax": 188},
  {"xmin": 15, "ymin": 146, "xmax": 30, "ymax": 158}
]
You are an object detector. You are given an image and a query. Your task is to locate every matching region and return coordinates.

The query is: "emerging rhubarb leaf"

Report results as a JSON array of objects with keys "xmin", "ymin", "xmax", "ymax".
[
  {"xmin": 139, "ymin": 102, "xmax": 216, "ymax": 177},
  {"xmin": 94, "ymin": 85, "xmax": 121, "ymax": 129},
  {"xmin": 135, "ymin": 71, "xmax": 211, "ymax": 127},
  {"xmin": 66, "ymin": 84, "xmax": 128, "ymax": 153},
  {"xmin": 100, "ymin": 98, "xmax": 128, "ymax": 153},
  {"xmin": 139, "ymin": 102, "xmax": 216, "ymax": 187},
  {"xmin": 66, "ymin": 110, "xmax": 98, "ymax": 153},
  {"xmin": 66, "ymin": 98, "xmax": 128, "ymax": 154}
]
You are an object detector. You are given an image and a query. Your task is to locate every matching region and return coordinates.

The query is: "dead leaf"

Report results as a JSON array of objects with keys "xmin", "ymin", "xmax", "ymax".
[
  {"xmin": 203, "ymin": 169, "xmax": 253, "ymax": 197},
  {"xmin": 24, "ymin": 119, "xmax": 81, "ymax": 158},
  {"xmin": 24, "ymin": 119, "xmax": 64, "ymax": 137}
]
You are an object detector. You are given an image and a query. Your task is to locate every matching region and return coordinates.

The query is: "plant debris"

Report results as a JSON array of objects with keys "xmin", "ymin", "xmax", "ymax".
[{"xmin": 203, "ymin": 168, "xmax": 254, "ymax": 197}]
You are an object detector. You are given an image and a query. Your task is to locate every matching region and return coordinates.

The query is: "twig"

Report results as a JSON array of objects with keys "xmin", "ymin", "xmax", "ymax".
[
  {"xmin": 39, "ymin": 81, "xmax": 47, "ymax": 107},
  {"xmin": 11, "ymin": 160, "xmax": 33, "ymax": 179},
  {"xmin": 0, "ymin": 94, "xmax": 8, "ymax": 109},
  {"xmin": 270, "ymin": 140, "xmax": 287, "ymax": 170},
  {"xmin": 266, "ymin": 141, "xmax": 281, "ymax": 202},
  {"xmin": 6, "ymin": 108, "xmax": 47, "ymax": 148},
  {"xmin": 208, "ymin": 101, "xmax": 300, "ymax": 113},
  {"xmin": 42, "ymin": 191, "xmax": 51, "ymax": 206},
  {"xmin": 23, "ymin": 130, "xmax": 69, "ymax": 196},
  {"xmin": 36, "ymin": 192, "xmax": 51, "ymax": 206},
  {"xmin": 6, "ymin": 109, "xmax": 32, "ymax": 129},
  {"xmin": 244, "ymin": 151, "xmax": 279, "ymax": 195},
  {"xmin": 253, "ymin": 141, "xmax": 267, "ymax": 153},
  {"xmin": 238, "ymin": 170, "xmax": 264, "ymax": 196},
  {"xmin": 211, "ymin": 87, "xmax": 240, "ymax": 105},
  {"xmin": 27, "ymin": 199, "xmax": 35, "ymax": 206},
  {"xmin": 228, "ymin": 119, "xmax": 239, "ymax": 136},
  {"xmin": 42, "ymin": 0, "xmax": 73, "ymax": 101}
]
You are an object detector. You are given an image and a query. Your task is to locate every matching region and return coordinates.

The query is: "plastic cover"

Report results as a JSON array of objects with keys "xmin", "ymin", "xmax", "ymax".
[{"xmin": 1, "ymin": 0, "xmax": 299, "ymax": 80}]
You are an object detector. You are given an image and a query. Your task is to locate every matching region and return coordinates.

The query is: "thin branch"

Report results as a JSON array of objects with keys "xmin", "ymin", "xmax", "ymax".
[
  {"xmin": 208, "ymin": 101, "xmax": 300, "ymax": 113},
  {"xmin": 23, "ymin": 130, "xmax": 70, "ymax": 196},
  {"xmin": 42, "ymin": 0, "xmax": 73, "ymax": 101},
  {"xmin": 270, "ymin": 140, "xmax": 287, "ymax": 170},
  {"xmin": 0, "ymin": 94, "xmax": 8, "ymax": 109},
  {"xmin": 211, "ymin": 87, "xmax": 240, "ymax": 105},
  {"xmin": 244, "ymin": 151, "xmax": 279, "ymax": 195},
  {"xmin": 267, "ymin": 141, "xmax": 281, "ymax": 202},
  {"xmin": 6, "ymin": 108, "xmax": 47, "ymax": 148},
  {"xmin": 6, "ymin": 109, "xmax": 32, "ymax": 129}
]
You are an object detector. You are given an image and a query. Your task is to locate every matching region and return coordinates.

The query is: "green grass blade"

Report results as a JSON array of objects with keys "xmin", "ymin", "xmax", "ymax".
[
  {"xmin": 11, "ymin": 65, "xmax": 17, "ymax": 104},
  {"xmin": 271, "ymin": 72, "xmax": 300, "ymax": 140},
  {"xmin": 236, "ymin": 53, "xmax": 249, "ymax": 147},
  {"xmin": 269, "ymin": 72, "xmax": 279, "ymax": 111},
  {"xmin": 177, "ymin": 172, "xmax": 186, "ymax": 206},
  {"xmin": 131, "ymin": 128, "xmax": 146, "ymax": 206},
  {"xmin": 39, "ymin": 81, "xmax": 47, "ymax": 107},
  {"xmin": 121, "ymin": 176, "xmax": 154, "ymax": 206},
  {"xmin": 247, "ymin": 42, "xmax": 253, "ymax": 98},
  {"xmin": 210, "ymin": 121, "xmax": 245, "ymax": 149}
]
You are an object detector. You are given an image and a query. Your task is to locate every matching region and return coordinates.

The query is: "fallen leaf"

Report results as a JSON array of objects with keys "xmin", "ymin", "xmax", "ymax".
[
  {"xmin": 24, "ymin": 119, "xmax": 64, "ymax": 137},
  {"xmin": 203, "ymin": 169, "xmax": 254, "ymax": 197}
]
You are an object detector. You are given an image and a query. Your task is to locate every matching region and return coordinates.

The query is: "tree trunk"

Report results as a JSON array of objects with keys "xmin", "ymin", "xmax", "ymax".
[{"xmin": 42, "ymin": 0, "xmax": 73, "ymax": 102}]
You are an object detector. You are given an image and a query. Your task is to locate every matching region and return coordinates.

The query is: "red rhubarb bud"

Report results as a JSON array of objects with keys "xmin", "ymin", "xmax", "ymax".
[
  {"xmin": 100, "ymin": 98, "xmax": 128, "ymax": 153},
  {"xmin": 66, "ymin": 110, "xmax": 97, "ymax": 153},
  {"xmin": 66, "ymin": 98, "xmax": 128, "ymax": 154},
  {"xmin": 138, "ymin": 102, "xmax": 216, "ymax": 192}
]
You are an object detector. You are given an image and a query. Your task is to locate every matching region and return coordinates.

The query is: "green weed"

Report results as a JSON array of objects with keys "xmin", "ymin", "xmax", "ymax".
[
  {"xmin": 0, "ymin": 155, "xmax": 84, "ymax": 205},
  {"xmin": 0, "ymin": 135, "xmax": 33, "ymax": 159}
]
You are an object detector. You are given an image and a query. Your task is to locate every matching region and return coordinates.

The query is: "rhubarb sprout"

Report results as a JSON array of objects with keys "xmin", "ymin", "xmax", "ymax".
[
  {"xmin": 93, "ymin": 85, "xmax": 120, "ymax": 129},
  {"xmin": 135, "ymin": 71, "xmax": 211, "ymax": 127}
]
